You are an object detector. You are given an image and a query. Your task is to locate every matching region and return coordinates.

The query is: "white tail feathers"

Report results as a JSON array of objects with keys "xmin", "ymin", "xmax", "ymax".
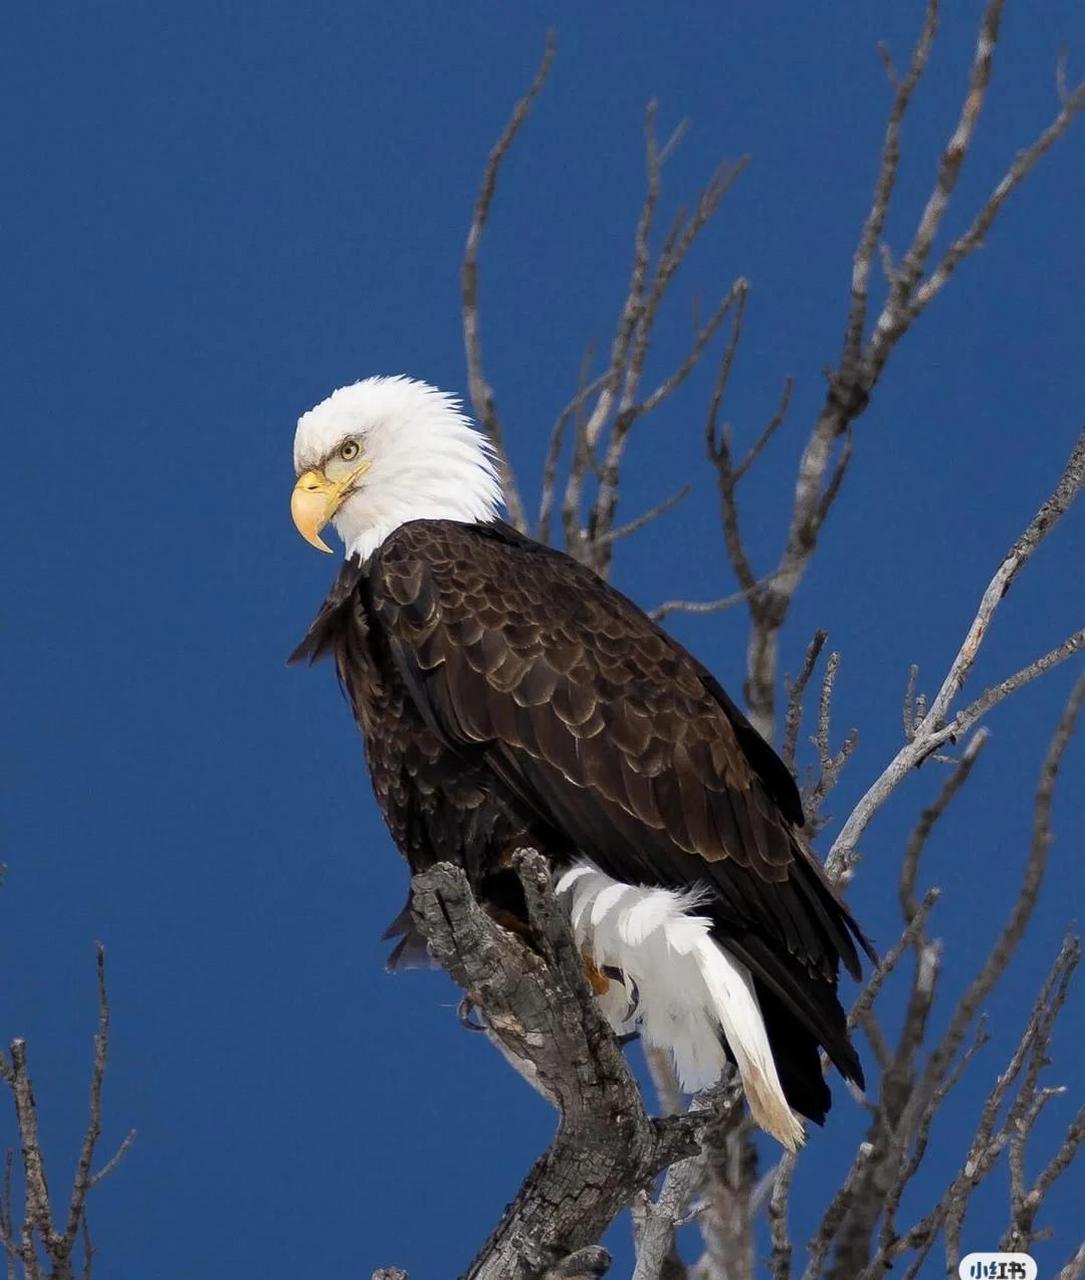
[
  {"xmin": 691, "ymin": 932, "xmax": 806, "ymax": 1150},
  {"xmin": 556, "ymin": 860, "xmax": 805, "ymax": 1150}
]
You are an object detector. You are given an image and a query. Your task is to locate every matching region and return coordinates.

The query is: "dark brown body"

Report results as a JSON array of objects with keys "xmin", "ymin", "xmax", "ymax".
[{"xmin": 292, "ymin": 518, "xmax": 873, "ymax": 1123}]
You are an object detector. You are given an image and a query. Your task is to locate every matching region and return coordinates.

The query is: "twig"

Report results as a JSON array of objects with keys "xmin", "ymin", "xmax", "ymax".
[
  {"xmin": 599, "ymin": 485, "xmax": 691, "ymax": 548},
  {"xmin": 801, "ymin": 1143, "xmax": 876, "ymax": 1280},
  {"xmin": 828, "ymin": 430, "xmax": 1085, "ymax": 880},
  {"xmin": 537, "ymin": 357, "xmax": 605, "ymax": 544},
  {"xmin": 0, "ymin": 947, "xmax": 131, "ymax": 1280},
  {"xmin": 873, "ymin": 0, "xmax": 1005, "ymax": 352},
  {"xmin": 782, "ymin": 630, "xmax": 828, "ymax": 771},
  {"xmin": 62, "ymin": 948, "xmax": 110, "ymax": 1250},
  {"xmin": 842, "ymin": 0, "xmax": 939, "ymax": 381},
  {"xmin": 848, "ymin": 887, "xmax": 940, "ymax": 1034},
  {"xmin": 767, "ymin": 1153, "xmax": 797, "ymax": 1280},
  {"xmin": 649, "ymin": 571, "xmax": 785, "ymax": 625},
  {"xmin": 461, "ymin": 32, "xmax": 556, "ymax": 532},
  {"xmin": 1055, "ymin": 1242, "xmax": 1085, "ymax": 1280},
  {"xmin": 955, "ymin": 629, "xmax": 1085, "ymax": 734},
  {"xmin": 88, "ymin": 1131, "xmax": 137, "ymax": 1190},
  {"xmin": 923, "ymin": 675, "xmax": 1084, "ymax": 1123},
  {"xmin": 895, "ymin": 77, "xmax": 1085, "ymax": 336},
  {"xmin": 804, "ymin": 650, "xmax": 858, "ymax": 825},
  {"xmin": 898, "ymin": 730, "xmax": 988, "ymax": 921}
]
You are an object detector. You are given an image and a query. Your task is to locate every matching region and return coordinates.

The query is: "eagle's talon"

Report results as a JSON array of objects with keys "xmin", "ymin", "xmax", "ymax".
[
  {"xmin": 602, "ymin": 965, "xmax": 640, "ymax": 1021},
  {"xmin": 457, "ymin": 995, "xmax": 487, "ymax": 1032},
  {"xmin": 582, "ymin": 952, "xmax": 612, "ymax": 996}
]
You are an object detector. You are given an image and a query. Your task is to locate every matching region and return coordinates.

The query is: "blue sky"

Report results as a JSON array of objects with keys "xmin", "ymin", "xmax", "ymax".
[{"xmin": 3, "ymin": 3, "xmax": 1083, "ymax": 1276}]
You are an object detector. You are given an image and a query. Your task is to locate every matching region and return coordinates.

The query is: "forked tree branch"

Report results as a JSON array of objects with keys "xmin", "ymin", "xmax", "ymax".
[
  {"xmin": 370, "ymin": 851, "xmax": 705, "ymax": 1279},
  {"xmin": 0, "ymin": 947, "xmax": 135, "ymax": 1280},
  {"xmin": 828, "ymin": 428, "xmax": 1085, "ymax": 880},
  {"xmin": 707, "ymin": 0, "xmax": 1083, "ymax": 742}
]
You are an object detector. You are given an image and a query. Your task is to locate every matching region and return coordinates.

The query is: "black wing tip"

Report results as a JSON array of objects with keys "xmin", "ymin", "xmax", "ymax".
[
  {"xmin": 838, "ymin": 928, "xmax": 878, "ymax": 985},
  {"xmin": 286, "ymin": 637, "xmax": 316, "ymax": 667},
  {"xmin": 850, "ymin": 919, "xmax": 880, "ymax": 973},
  {"xmin": 287, "ymin": 627, "xmax": 340, "ymax": 666},
  {"xmin": 802, "ymin": 1100, "xmax": 829, "ymax": 1127},
  {"xmin": 384, "ymin": 933, "xmax": 432, "ymax": 972},
  {"xmin": 834, "ymin": 1039, "xmax": 865, "ymax": 1092}
]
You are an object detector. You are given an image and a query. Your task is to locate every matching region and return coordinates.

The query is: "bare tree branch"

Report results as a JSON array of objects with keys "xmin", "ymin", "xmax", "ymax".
[
  {"xmin": 848, "ymin": 886, "xmax": 941, "ymax": 1036},
  {"xmin": 377, "ymin": 852, "xmax": 705, "ymax": 1279},
  {"xmin": 631, "ymin": 1086, "xmax": 743, "ymax": 1280},
  {"xmin": 898, "ymin": 729, "xmax": 989, "ymax": 921},
  {"xmin": 804, "ymin": 649, "xmax": 859, "ymax": 829},
  {"xmin": 649, "ymin": 572, "xmax": 785, "ymax": 625},
  {"xmin": 706, "ymin": 0, "xmax": 1083, "ymax": 742},
  {"xmin": 781, "ymin": 630, "xmax": 829, "ymax": 771},
  {"xmin": 1, "ymin": 947, "xmax": 132, "ymax": 1280},
  {"xmin": 842, "ymin": 0, "xmax": 940, "ymax": 380},
  {"xmin": 599, "ymin": 484, "xmax": 692, "ymax": 549},
  {"xmin": 829, "ymin": 429, "xmax": 1085, "ymax": 881},
  {"xmin": 461, "ymin": 32, "xmax": 557, "ymax": 532},
  {"xmin": 839, "ymin": 679, "xmax": 1085, "ymax": 1279}
]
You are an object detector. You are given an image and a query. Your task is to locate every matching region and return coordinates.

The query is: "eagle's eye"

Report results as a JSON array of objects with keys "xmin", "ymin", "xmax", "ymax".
[{"xmin": 339, "ymin": 439, "xmax": 361, "ymax": 463}]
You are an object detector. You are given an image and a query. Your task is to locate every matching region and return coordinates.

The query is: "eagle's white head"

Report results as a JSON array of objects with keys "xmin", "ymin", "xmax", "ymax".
[{"xmin": 290, "ymin": 376, "xmax": 502, "ymax": 561}]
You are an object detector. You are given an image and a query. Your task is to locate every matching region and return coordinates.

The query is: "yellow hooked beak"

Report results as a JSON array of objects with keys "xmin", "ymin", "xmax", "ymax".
[{"xmin": 290, "ymin": 463, "xmax": 369, "ymax": 554}]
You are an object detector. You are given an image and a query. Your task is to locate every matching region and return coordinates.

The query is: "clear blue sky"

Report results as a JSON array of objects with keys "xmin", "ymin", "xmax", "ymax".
[{"xmin": 4, "ymin": 4, "xmax": 1083, "ymax": 1276}]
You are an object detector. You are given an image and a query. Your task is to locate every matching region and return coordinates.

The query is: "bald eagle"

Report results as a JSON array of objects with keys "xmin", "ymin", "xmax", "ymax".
[{"xmin": 290, "ymin": 375, "xmax": 872, "ymax": 1149}]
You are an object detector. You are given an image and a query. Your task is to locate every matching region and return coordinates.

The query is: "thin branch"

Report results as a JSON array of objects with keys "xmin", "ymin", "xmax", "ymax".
[
  {"xmin": 828, "ymin": 430, "xmax": 1085, "ymax": 879},
  {"xmin": 899, "ymin": 77, "xmax": 1085, "ymax": 331},
  {"xmin": 649, "ymin": 571, "xmax": 785, "ymax": 625},
  {"xmin": 801, "ymin": 1143, "xmax": 876, "ymax": 1280},
  {"xmin": 586, "ymin": 271, "xmax": 747, "ymax": 574},
  {"xmin": 898, "ymin": 729, "xmax": 988, "ymax": 922},
  {"xmin": 61, "ymin": 948, "xmax": 109, "ymax": 1252},
  {"xmin": 537, "ymin": 356, "xmax": 605, "ymax": 544},
  {"xmin": 926, "ymin": 432, "xmax": 1085, "ymax": 731},
  {"xmin": 632, "ymin": 1097, "xmax": 730, "ymax": 1280},
  {"xmin": 881, "ymin": 0, "xmax": 1004, "ymax": 325},
  {"xmin": 461, "ymin": 31, "xmax": 556, "ymax": 532},
  {"xmin": 955, "ymin": 628, "xmax": 1085, "ymax": 735},
  {"xmin": 804, "ymin": 650, "xmax": 858, "ymax": 824},
  {"xmin": 1, "ymin": 948, "xmax": 130, "ymax": 1280},
  {"xmin": 922, "ymin": 674, "xmax": 1084, "ymax": 1110},
  {"xmin": 833, "ymin": 677, "xmax": 1083, "ymax": 1279},
  {"xmin": 842, "ymin": 0, "xmax": 939, "ymax": 380},
  {"xmin": 782, "ymin": 630, "xmax": 828, "ymax": 771},
  {"xmin": 848, "ymin": 887, "xmax": 941, "ymax": 1034},
  {"xmin": 1055, "ymin": 1242, "xmax": 1085, "ymax": 1280},
  {"xmin": 732, "ymin": 378, "xmax": 794, "ymax": 486},
  {"xmin": 599, "ymin": 485, "xmax": 691, "ymax": 549},
  {"xmin": 767, "ymin": 1153, "xmax": 797, "ymax": 1280},
  {"xmin": 704, "ymin": 287, "xmax": 759, "ymax": 600},
  {"xmin": 88, "ymin": 1130, "xmax": 136, "ymax": 1191}
]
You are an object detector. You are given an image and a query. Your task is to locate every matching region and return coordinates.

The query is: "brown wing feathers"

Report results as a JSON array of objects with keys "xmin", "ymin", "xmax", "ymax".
[{"xmin": 370, "ymin": 519, "xmax": 871, "ymax": 1085}]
